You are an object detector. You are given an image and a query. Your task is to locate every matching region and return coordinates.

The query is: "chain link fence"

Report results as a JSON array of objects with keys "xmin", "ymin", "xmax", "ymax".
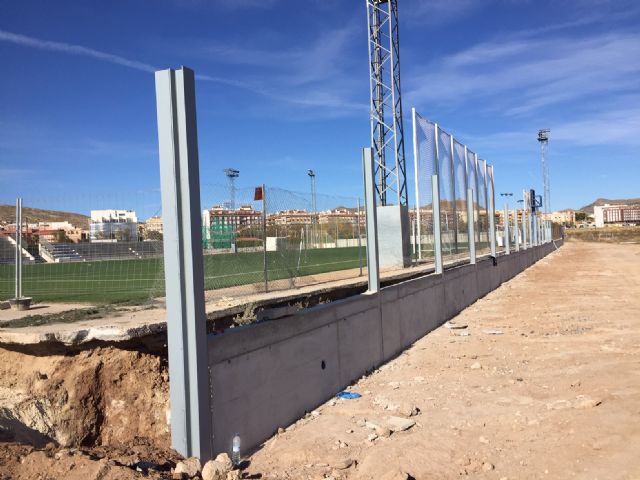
[{"xmin": 1, "ymin": 184, "xmax": 366, "ymax": 307}]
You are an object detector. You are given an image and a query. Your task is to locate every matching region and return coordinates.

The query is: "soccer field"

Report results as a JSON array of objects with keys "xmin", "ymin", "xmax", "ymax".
[{"xmin": 0, "ymin": 247, "xmax": 365, "ymax": 304}]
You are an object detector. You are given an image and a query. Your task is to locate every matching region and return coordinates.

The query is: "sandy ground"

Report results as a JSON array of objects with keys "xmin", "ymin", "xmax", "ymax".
[
  {"xmin": 243, "ymin": 242, "xmax": 640, "ymax": 480},
  {"xmin": 1, "ymin": 241, "xmax": 639, "ymax": 479}
]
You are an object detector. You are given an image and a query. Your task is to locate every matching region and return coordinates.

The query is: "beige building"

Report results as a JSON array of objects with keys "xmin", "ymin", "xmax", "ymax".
[
  {"xmin": 540, "ymin": 210, "xmax": 576, "ymax": 226},
  {"xmin": 145, "ymin": 216, "xmax": 164, "ymax": 234}
]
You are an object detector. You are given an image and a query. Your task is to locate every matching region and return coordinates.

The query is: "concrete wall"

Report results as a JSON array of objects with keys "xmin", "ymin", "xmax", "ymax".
[{"xmin": 207, "ymin": 240, "xmax": 562, "ymax": 454}]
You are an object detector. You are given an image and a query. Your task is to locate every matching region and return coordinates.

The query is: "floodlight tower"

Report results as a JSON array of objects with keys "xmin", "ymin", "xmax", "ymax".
[
  {"xmin": 366, "ymin": 0, "xmax": 407, "ymax": 206},
  {"xmin": 224, "ymin": 168, "xmax": 240, "ymax": 210},
  {"xmin": 537, "ymin": 129, "xmax": 550, "ymax": 215}
]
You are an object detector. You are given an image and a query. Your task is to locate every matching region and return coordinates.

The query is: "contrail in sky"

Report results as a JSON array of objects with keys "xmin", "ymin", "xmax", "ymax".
[{"xmin": 0, "ymin": 29, "xmax": 256, "ymax": 89}]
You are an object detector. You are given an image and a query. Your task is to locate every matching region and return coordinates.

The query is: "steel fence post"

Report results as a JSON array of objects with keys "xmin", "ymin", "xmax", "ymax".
[
  {"xmin": 504, "ymin": 203, "xmax": 510, "ymax": 255},
  {"xmin": 357, "ymin": 197, "xmax": 363, "ymax": 276},
  {"xmin": 488, "ymin": 166, "xmax": 496, "ymax": 258},
  {"xmin": 363, "ymin": 148, "xmax": 380, "ymax": 293},
  {"xmin": 514, "ymin": 209, "xmax": 520, "ymax": 252},
  {"xmin": 411, "ymin": 108, "xmax": 422, "ymax": 260},
  {"xmin": 155, "ymin": 67, "xmax": 212, "ymax": 461},
  {"xmin": 432, "ymin": 174, "xmax": 443, "ymax": 274},
  {"xmin": 467, "ymin": 188, "xmax": 476, "ymax": 264},
  {"xmin": 262, "ymin": 184, "xmax": 268, "ymax": 292}
]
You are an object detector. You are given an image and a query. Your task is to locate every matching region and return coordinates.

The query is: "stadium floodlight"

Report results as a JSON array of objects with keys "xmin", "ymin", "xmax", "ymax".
[{"xmin": 224, "ymin": 168, "xmax": 240, "ymax": 210}]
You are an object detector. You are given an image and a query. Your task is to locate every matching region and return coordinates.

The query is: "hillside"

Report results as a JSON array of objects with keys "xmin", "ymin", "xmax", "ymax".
[
  {"xmin": 0, "ymin": 205, "xmax": 89, "ymax": 228},
  {"xmin": 578, "ymin": 197, "xmax": 640, "ymax": 214}
]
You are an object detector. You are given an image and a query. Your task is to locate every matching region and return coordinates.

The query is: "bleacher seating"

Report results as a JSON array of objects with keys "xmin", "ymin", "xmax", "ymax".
[
  {"xmin": 0, "ymin": 236, "xmax": 16, "ymax": 265},
  {"xmin": 0, "ymin": 235, "xmax": 34, "ymax": 265},
  {"xmin": 41, "ymin": 240, "xmax": 163, "ymax": 263}
]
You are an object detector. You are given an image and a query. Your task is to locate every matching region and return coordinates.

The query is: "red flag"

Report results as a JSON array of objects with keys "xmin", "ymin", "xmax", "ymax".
[{"xmin": 254, "ymin": 186, "xmax": 263, "ymax": 201}]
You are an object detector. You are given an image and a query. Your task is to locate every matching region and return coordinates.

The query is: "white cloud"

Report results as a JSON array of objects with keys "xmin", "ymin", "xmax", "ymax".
[{"xmin": 406, "ymin": 31, "xmax": 640, "ymax": 118}]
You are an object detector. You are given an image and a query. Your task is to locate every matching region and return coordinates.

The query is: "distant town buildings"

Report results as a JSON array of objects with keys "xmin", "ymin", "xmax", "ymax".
[
  {"xmin": 90, "ymin": 209, "xmax": 138, "ymax": 242},
  {"xmin": 540, "ymin": 210, "xmax": 576, "ymax": 226},
  {"xmin": 594, "ymin": 204, "xmax": 640, "ymax": 227}
]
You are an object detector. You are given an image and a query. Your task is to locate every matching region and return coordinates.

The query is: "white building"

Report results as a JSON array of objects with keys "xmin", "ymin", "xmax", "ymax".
[
  {"xmin": 90, "ymin": 209, "xmax": 138, "ymax": 242},
  {"xmin": 594, "ymin": 204, "xmax": 640, "ymax": 227}
]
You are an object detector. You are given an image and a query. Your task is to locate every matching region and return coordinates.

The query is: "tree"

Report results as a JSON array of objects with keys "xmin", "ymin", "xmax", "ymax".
[
  {"xmin": 575, "ymin": 212, "xmax": 587, "ymax": 221},
  {"xmin": 146, "ymin": 230, "xmax": 163, "ymax": 241},
  {"xmin": 114, "ymin": 228, "xmax": 132, "ymax": 242}
]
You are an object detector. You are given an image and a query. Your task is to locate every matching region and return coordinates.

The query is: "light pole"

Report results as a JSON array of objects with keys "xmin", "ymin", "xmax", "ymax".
[
  {"xmin": 308, "ymin": 170, "xmax": 317, "ymax": 247},
  {"xmin": 500, "ymin": 193, "xmax": 513, "ymax": 254}
]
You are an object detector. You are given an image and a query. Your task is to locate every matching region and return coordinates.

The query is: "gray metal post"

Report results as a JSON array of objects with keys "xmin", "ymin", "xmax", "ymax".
[
  {"xmin": 262, "ymin": 184, "xmax": 268, "ymax": 292},
  {"xmin": 357, "ymin": 197, "xmax": 363, "ymax": 276},
  {"xmin": 467, "ymin": 188, "xmax": 476, "ymax": 264},
  {"xmin": 363, "ymin": 148, "xmax": 380, "ymax": 293},
  {"xmin": 15, "ymin": 198, "xmax": 22, "ymax": 299},
  {"xmin": 488, "ymin": 166, "xmax": 496, "ymax": 258},
  {"xmin": 411, "ymin": 108, "xmax": 422, "ymax": 260},
  {"xmin": 504, "ymin": 204, "xmax": 510, "ymax": 255},
  {"xmin": 521, "ymin": 208, "xmax": 527, "ymax": 249},
  {"xmin": 155, "ymin": 67, "xmax": 212, "ymax": 461},
  {"xmin": 514, "ymin": 209, "xmax": 520, "ymax": 251},
  {"xmin": 432, "ymin": 175, "xmax": 443, "ymax": 274}
]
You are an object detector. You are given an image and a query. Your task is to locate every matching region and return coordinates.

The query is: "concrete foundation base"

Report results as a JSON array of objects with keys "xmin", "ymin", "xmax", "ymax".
[
  {"xmin": 377, "ymin": 205, "xmax": 411, "ymax": 268},
  {"xmin": 9, "ymin": 297, "xmax": 32, "ymax": 311}
]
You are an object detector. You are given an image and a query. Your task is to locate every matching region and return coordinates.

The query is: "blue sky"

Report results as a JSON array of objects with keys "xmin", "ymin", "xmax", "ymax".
[{"xmin": 1, "ymin": 0, "xmax": 639, "ymax": 217}]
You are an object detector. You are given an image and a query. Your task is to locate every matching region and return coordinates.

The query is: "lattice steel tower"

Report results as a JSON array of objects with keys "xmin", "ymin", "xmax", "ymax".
[
  {"xmin": 366, "ymin": 0, "xmax": 407, "ymax": 206},
  {"xmin": 224, "ymin": 168, "xmax": 240, "ymax": 210},
  {"xmin": 537, "ymin": 129, "xmax": 550, "ymax": 214}
]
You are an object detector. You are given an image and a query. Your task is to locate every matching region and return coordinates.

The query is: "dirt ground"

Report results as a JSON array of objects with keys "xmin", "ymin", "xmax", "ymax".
[
  {"xmin": 243, "ymin": 242, "xmax": 640, "ymax": 479},
  {"xmin": 1, "ymin": 241, "xmax": 639, "ymax": 479}
]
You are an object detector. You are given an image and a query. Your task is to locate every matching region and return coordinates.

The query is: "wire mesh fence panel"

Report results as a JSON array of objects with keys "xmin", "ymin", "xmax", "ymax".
[
  {"xmin": 477, "ymin": 159, "xmax": 490, "ymax": 255},
  {"xmin": 437, "ymin": 128, "xmax": 457, "ymax": 261},
  {"xmin": 412, "ymin": 112, "xmax": 437, "ymax": 261},
  {"xmin": 200, "ymin": 183, "xmax": 365, "ymax": 303},
  {"xmin": 0, "ymin": 190, "xmax": 165, "ymax": 304},
  {"xmin": 453, "ymin": 140, "xmax": 469, "ymax": 258}
]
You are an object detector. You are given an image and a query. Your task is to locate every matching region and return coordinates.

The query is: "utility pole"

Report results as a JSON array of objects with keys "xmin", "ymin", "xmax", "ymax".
[{"xmin": 538, "ymin": 129, "xmax": 550, "ymax": 241}]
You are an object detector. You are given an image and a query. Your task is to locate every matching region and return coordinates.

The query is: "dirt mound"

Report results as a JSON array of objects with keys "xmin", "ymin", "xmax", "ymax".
[
  {"xmin": 0, "ymin": 345, "xmax": 170, "ymax": 449},
  {"xmin": 0, "ymin": 441, "xmax": 181, "ymax": 479}
]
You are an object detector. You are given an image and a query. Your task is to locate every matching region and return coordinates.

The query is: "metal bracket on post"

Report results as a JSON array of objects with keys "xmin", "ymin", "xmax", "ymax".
[
  {"xmin": 155, "ymin": 67, "xmax": 212, "ymax": 461},
  {"xmin": 467, "ymin": 188, "xmax": 476, "ymax": 264},
  {"xmin": 363, "ymin": 148, "xmax": 380, "ymax": 293},
  {"xmin": 432, "ymin": 174, "xmax": 443, "ymax": 274}
]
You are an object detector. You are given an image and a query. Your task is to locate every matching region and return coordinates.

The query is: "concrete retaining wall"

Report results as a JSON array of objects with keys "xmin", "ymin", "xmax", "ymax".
[{"xmin": 207, "ymin": 240, "xmax": 562, "ymax": 454}]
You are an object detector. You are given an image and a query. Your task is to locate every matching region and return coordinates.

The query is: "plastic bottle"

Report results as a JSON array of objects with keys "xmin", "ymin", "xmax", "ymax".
[{"xmin": 231, "ymin": 433, "xmax": 241, "ymax": 467}]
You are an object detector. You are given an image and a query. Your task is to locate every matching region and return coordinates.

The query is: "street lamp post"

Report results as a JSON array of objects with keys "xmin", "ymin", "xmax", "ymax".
[{"xmin": 308, "ymin": 170, "xmax": 317, "ymax": 247}]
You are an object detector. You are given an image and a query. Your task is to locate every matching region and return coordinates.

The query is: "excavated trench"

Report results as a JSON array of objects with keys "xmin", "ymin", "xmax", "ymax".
[{"xmin": 0, "ymin": 341, "xmax": 171, "ymax": 451}]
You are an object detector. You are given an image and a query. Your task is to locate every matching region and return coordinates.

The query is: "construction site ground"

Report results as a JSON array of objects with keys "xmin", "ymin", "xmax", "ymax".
[{"xmin": 1, "ymin": 241, "xmax": 639, "ymax": 479}]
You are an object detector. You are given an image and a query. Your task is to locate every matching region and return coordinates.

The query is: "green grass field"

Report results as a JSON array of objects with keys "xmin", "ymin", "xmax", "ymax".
[{"xmin": 0, "ymin": 247, "xmax": 366, "ymax": 304}]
